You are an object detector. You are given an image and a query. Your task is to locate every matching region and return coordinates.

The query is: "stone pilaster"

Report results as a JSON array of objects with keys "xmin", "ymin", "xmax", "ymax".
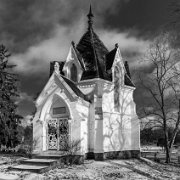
[{"xmin": 94, "ymin": 82, "xmax": 104, "ymax": 160}]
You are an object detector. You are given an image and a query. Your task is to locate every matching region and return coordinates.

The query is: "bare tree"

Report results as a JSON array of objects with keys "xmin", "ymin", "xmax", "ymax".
[{"xmin": 139, "ymin": 33, "xmax": 180, "ymax": 163}]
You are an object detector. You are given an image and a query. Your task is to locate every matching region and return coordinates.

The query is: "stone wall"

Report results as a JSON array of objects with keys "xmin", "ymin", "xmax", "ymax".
[{"xmin": 102, "ymin": 85, "xmax": 140, "ymax": 153}]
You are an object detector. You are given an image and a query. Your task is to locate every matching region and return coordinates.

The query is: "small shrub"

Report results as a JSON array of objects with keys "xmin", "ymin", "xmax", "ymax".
[
  {"xmin": 16, "ymin": 138, "xmax": 38, "ymax": 158},
  {"xmin": 62, "ymin": 139, "xmax": 83, "ymax": 166}
]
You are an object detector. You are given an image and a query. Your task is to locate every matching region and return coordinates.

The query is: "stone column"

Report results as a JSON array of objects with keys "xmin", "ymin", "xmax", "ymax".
[
  {"xmin": 94, "ymin": 82, "xmax": 104, "ymax": 160},
  {"xmin": 33, "ymin": 109, "xmax": 43, "ymax": 154},
  {"xmin": 87, "ymin": 101, "xmax": 95, "ymax": 159}
]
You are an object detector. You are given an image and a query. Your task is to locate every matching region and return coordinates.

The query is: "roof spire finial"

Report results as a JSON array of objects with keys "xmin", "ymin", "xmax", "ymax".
[{"xmin": 87, "ymin": 4, "xmax": 94, "ymax": 30}]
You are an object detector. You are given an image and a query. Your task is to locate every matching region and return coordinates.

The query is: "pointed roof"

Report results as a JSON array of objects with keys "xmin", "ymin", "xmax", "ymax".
[
  {"xmin": 73, "ymin": 6, "xmax": 135, "ymax": 87},
  {"xmin": 76, "ymin": 5, "xmax": 109, "ymax": 81}
]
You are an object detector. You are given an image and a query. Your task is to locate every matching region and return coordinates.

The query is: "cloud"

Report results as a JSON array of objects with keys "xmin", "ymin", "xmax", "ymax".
[
  {"xmin": 100, "ymin": 30, "xmax": 149, "ymax": 51},
  {"xmin": 0, "ymin": 0, "xmax": 162, "ymax": 54},
  {"xmin": 101, "ymin": 0, "xmax": 171, "ymax": 38},
  {"xmin": 0, "ymin": 0, "xmax": 127, "ymax": 53},
  {"xmin": 15, "ymin": 91, "xmax": 35, "ymax": 117},
  {"xmin": 10, "ymin": 21, "xmax": 85, "ymax": 74},
  {"xmin": 15, "ymin": 92, "xmax": 33, "ymax": 105},
  {"xmin": 99, "ymin": 29, "xmax": 150, "ymax": 73},
  {"xmin": 10, "ymin": 21, "xmax": 150, "ymax": 75},
  {"xmin": 0, "ymin": 0, "xmax": 169, "ymax": 117},
  {"xmin": 100, "ymin": 29, "xmax": 150, "ymax": 54}
]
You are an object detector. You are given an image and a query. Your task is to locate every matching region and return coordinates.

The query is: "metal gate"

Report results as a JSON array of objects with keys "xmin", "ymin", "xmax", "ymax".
[{"xmin": 47, "ymin": 118, "xmax": 69, "ymax": 150}]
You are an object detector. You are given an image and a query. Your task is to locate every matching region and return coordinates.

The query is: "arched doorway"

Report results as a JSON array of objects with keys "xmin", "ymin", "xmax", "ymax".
[{"xmin": 47, "ymin": 96, "xmax": 70, "ymax": 151}]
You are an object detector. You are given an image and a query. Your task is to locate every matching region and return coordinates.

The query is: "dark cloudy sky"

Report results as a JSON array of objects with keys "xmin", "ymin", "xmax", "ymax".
[{"xmin": 0, "ymin": 0, "xmax": 175, "ymax": 120}]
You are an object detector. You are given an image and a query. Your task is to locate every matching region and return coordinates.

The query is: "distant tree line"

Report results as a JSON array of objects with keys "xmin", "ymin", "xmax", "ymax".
[{"xmin": 141, "ymin": 127, "xmax": 180, "ymax": 146}]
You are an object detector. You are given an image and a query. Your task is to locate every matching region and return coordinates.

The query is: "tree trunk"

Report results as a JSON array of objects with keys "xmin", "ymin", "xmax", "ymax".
[
  {"xmin": 164, "ymin": 130, "xmax": 171, "ymax": 163},
  {"xmin": 165, "ymin": 146, "xmax": 171, "ymax": 163},
  {"xmin": 169, "ymin": 129, "xmax": 179, "ymax": 149}
]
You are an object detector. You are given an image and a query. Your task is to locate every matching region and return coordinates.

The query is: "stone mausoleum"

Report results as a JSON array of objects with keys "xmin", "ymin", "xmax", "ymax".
[{"xmin": 33, "ymin": 6, "xmax": 140, "ymax": 160}]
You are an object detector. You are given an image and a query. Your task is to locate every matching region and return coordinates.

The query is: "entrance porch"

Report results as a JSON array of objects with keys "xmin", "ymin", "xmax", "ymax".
[{"xmin": 47, "ymin": 118, "xmax": 69, "ymax": 151}]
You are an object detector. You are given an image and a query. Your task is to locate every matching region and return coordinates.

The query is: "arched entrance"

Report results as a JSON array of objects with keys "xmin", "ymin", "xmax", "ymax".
[{"xmin": 46, "ymin": 95, "xmax": 70, "ymax": 151}]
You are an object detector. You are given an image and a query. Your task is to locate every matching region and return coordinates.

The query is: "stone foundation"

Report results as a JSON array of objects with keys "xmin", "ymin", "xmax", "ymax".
[
  {"xmin": 104, "ymin": 150, "xmax": 140, "ymax": 159},
  {"xmin": 85, "ymin": 152, "xmax": 95, "ymax": 159},
  {"xmin": 85, "ymin": 152, "xmax": 103, "ymax": 160},
  {"xmin": 85, "ymin": 150, "xmax": 140, "ymax": 160},
  {"xmin": 94, "ymin": 153, "xmax": 104, "ymax": 161},
  {"xmin": 61, "ymin": 155, "xmax": 85, "ymax": 164}
]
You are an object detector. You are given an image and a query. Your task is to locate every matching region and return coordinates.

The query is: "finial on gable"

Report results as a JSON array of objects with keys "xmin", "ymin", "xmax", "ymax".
[
  {"xmin": 87, "ymin": 4, "xmax": 94, "ymax": 30},
  {"xmin": 115, "ymin": 43, "xmax": 119, "ymax": 49},
  {"xmin": 54, "ymin": 61, "xmax": 60, "ymax": 74}
]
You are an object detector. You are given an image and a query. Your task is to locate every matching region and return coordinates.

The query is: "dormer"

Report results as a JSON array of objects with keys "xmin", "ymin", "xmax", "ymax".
[{"xmin": 63, "ymin": 42, "xmax": 85, "ymax": 83}]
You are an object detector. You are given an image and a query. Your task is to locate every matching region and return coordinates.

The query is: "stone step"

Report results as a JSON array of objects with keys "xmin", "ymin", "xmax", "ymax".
[
  {"xmin": 0, "ymin": 173, "xmax": 19, "ymax": 180},
  {"xmin": 35, "ymin": 150, "xmax": 67, "ymax": 155},
  {"xmin": 11, "ymin": 164, "xmax": 50, "ymax": 174},
  {"xmin": 20, "ymin": 158, "xmax": 58, "ymax": 167},
  {"xmin": 33, "ymin": 154, "xmax": 65, "ymax": 159}
]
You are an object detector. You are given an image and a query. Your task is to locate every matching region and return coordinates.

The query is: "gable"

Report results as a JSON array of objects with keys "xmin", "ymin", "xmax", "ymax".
[
  {"xmin": 64, "ymin": 46, "xmax": 82, "ymax": 70},
  {"xmin": 36, "ymin": 73, "xmax": 58, "ymax": 106},
  {"xmin": 62, "ymin": 43, "xmax": 85, "ymax": 82},
  {"xmin": 36, "ymin": 72, "xmax": 90, "ymax": 107},
  {"xmin": 110, "ymin": 47, "xmax": 135, "ymax": 88},
  {"xmin": 112, "ymin": 47, "xmax": 125, "ymax": 73},
  {"xmin": 54, "ymin": 74, "xmax": 90, "ymax": 102}
]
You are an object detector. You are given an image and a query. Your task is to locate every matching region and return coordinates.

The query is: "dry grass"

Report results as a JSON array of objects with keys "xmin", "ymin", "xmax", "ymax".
[{"xmin": 0, "ymin": 154, "xmax": 180, "ymax": 179}]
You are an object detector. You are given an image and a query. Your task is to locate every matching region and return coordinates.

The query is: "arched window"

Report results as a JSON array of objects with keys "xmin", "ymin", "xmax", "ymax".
[
  {"xmin": 70, "ymin": 63, "xmax": 77, "ymax": 82},
  {"xmin": 50, "ymin": 96, "xmax": 69, "ymax": 117}
]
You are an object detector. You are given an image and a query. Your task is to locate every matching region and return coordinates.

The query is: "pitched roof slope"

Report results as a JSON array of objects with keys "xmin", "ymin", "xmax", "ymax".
[
  {"xmin": 71, "ymin": 41, "xmax": 85, "ymax": 70},
  {"xmin": 106, "ymin": 48, "xmax": 117, "ymax": 71},
  {"xmin": 60, "ymin": 75, "xmax": 91, "ymax": 102}
]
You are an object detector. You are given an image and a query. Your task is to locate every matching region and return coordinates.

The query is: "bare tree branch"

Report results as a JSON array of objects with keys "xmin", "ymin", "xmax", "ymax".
[{"xmin": 139, "ymin": 33, "xmax": 180, "ymax": 163}]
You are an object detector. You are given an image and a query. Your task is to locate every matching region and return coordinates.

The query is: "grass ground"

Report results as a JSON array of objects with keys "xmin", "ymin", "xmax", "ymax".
[
  {"xmin": 0, "ymin": 154, "xmax": 180, "ymax": 179},
  {"xmin": 42, "ymin": 158, "xmax": 180, "ymax": 180},
  {"xmin": 141, "ymin": 145, "xmax": 179, "ymax": 164}
]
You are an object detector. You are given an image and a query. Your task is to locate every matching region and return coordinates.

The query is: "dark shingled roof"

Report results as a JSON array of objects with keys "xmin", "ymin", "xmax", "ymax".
[
  {"xmin": 61, "ymin": 75, "xmax": 91, "ymax": 102},
  {"xmin": 125, "ymin": 73, "xmax": 135, "ymax": 87},
  {"xmin": 106, "ymin": 48, "xmax": 117, "ymax": 71},
  {"xmin": 124, "ymin": 61, "xmax": 131, "ymax": 78},
  {"xmin": 123, "ymin": 61, "xmax": 135, "ymax": 87},
  {"xmin": 76, "ymin": 29, "xmax": 109, "ymax": 80}
]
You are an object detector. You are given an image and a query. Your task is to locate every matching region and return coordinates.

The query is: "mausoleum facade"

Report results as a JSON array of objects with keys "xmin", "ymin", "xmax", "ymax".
[{"xmin": 33, "ymin": 6, "xmax": 140, "ymax": 160}]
